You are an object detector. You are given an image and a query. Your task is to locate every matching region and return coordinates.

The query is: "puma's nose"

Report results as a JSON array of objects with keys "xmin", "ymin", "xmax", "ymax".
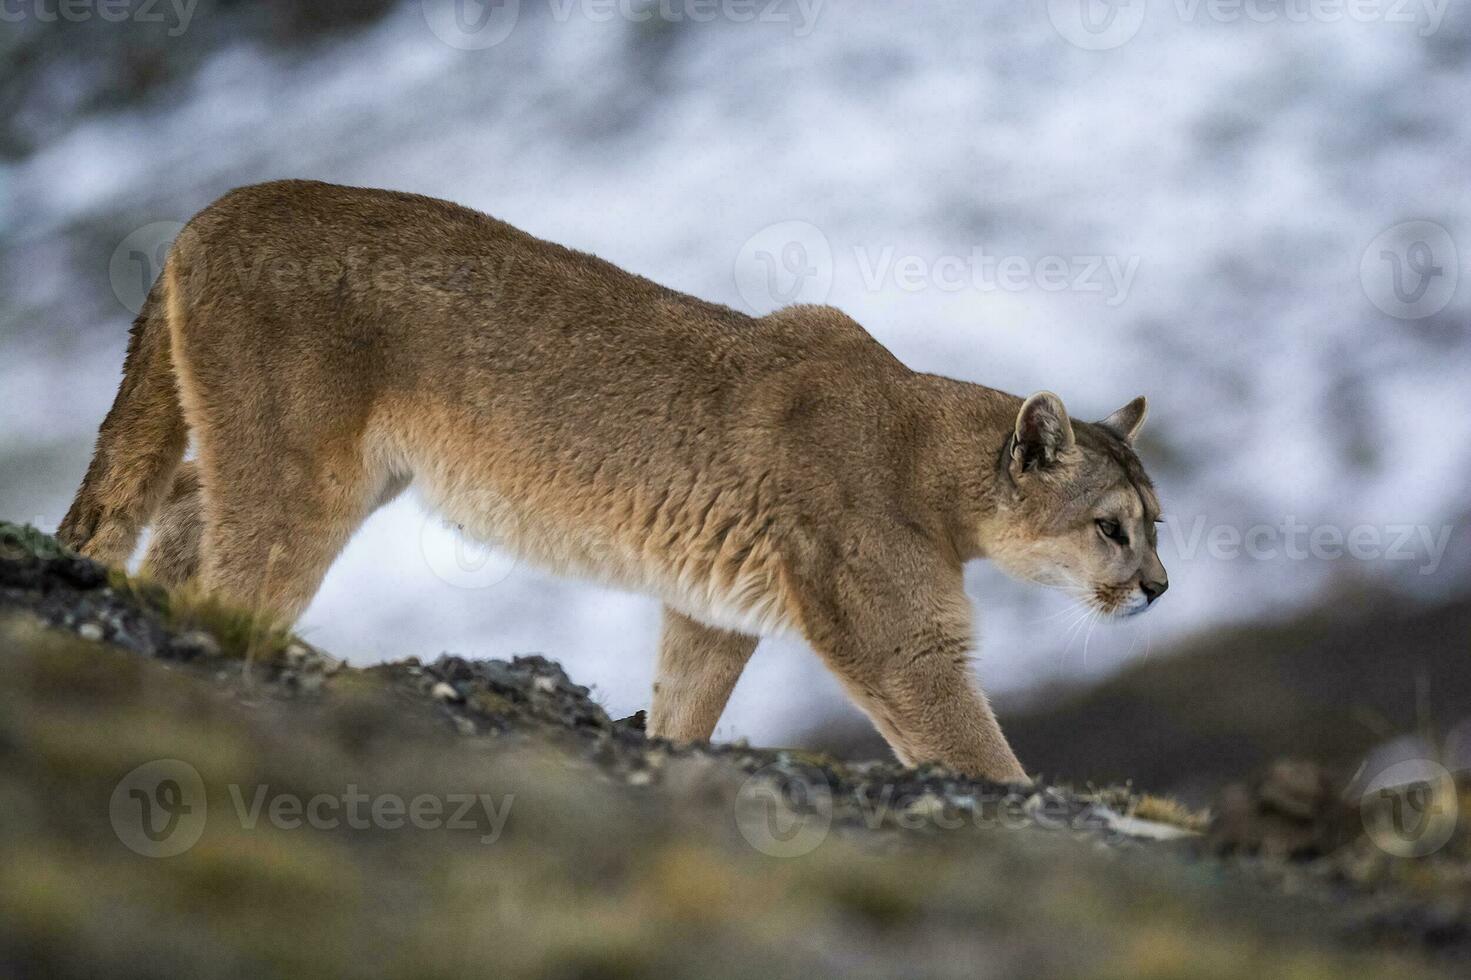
[{"xmin": 1141, "ymin": 577, "xmax": 1169, "ymax": 604}]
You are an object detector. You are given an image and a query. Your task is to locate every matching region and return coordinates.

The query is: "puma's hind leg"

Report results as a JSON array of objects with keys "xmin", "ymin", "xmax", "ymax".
[
  {"xmin": 140, "ymin": 460, "xmax": 205, "ymax": 588},
  {"xmin": 648, "ymin": 607, "xmax": 759, "ymax": 742},
  {"xmin": 194, "ymin": 438, "xmax": 389, "ymax": 626}
]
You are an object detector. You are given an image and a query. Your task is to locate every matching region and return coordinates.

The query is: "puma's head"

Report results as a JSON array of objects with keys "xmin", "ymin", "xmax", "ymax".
[{"xmin": 984, "ymin": 391, "xmax": 1167, "ymax": 618}]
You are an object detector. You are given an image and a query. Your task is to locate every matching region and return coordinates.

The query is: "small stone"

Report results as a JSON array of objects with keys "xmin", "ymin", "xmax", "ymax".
[
  {"xmin": 903, "ymin": 792, "xmax": 949, "ymax": 823},
  {"xmin": 436, "ymin": 656, "xmax": 473, "ymax": 682},
  {"xmin": 613, "ymin": 710, "xmax": 647, "ymax": 733},
  {"xmin": 77, "ymin": 623, "xmax": 104, "ymax": 642},
  {"xmin": 57, "ymin": 557, "xmax": 107, "ymax": 589},
  {"xmin": 431, "ymin": 682, "xmax": 463, "ymax": 703},
  {"xmin": 1259, "ymin": 759, "xmax": 1327, "ymax": 820},
  {"xmin": 168, "ymin": 630, "xmax": 221, "ymax": 661},
  {"xmin": 452, "ymin": 715, "xmax": 478, "ymax": 736}
]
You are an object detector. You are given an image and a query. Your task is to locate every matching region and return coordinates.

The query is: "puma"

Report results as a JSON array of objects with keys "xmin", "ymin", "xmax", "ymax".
[{"xmin": 60, "ymin": 180, "xmax": 1167, "ymax": 783}]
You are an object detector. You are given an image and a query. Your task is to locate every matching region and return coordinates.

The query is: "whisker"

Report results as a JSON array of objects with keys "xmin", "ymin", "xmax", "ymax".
[
  {"xmin": 1080, "ymin": 610, "xmax": 1102, "ymax": 669},
  {"xmin": 1062, "ymin": 604, "xmax": 1094, "ymax": 659},
  {"xmin": 1033, "ymin": 599, "xmax": 1089, "ymax": 625}
]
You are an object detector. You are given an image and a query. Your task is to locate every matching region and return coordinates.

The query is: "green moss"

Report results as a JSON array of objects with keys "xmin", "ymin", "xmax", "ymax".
[
  {"xmin": 107, "ymin": 567, "xmax": 295, "ymax": 666},
  {"xmin": 468, "ymin": 690, "xmax": 519, "ymax": 716},
  {"xmin": 163, "ymin": 588, "xmax": 293, "ymax": 665},
  {"xmin": 0, "ymin": 521, "xmax": 76, "ymax": 561},
  {"xmin": 773, "ymin": 748, "xmax": 841, "ymax": 770}
]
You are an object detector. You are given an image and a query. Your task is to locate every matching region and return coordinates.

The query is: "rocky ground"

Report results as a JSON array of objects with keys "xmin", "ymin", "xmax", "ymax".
[{"xmin": 1, "ymin": 521, "xmax": 1468, "ymax": 979}]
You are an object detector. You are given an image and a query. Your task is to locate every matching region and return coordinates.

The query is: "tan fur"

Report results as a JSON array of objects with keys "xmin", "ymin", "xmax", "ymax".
[
  {"xmin": 60, "ymin": 180, "xmax": 1170, "ymax": 783},
  {"xmin": 139, "ymin": 460, "xmax": 204, "ymax": 587}
]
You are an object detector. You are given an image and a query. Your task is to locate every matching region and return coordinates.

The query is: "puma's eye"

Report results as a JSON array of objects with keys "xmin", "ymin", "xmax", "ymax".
[{"xmin": 1096, "ymin": 519, "xmax": 1127, "ymax": 545}]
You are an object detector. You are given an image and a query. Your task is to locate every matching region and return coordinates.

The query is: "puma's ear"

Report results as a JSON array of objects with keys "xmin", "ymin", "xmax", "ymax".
[
  {"xmin": 1012, "ymin": 391, "xmax": 1075, "ymax": 471},
  {"xmin": 1099, "ymin": 395, "xmax": 1148, "ymax": 443}
]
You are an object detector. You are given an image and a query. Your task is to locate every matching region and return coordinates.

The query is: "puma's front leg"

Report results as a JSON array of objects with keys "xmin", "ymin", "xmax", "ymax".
[
  {"xmin": 647, "ymin": 607, "xmax": 759, "ymax": 743},
  {"xmin": 800, "ymin": 546, "xmax": 1029, "ymax": 785},
  {"xmin": 845, "ymin": 640, "xmax": 1028, "ymax": 784}
]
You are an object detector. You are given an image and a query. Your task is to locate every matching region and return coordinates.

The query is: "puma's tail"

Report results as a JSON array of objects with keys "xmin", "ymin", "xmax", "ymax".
[{"xmin": 58, "ymin": 263, "xmax": 188, "ymax": 567}]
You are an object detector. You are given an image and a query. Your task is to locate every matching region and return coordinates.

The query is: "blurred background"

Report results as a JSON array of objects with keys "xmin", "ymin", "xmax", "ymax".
[{"xmin": 3, "ymin": 0, "xmax": 1468, "ymax": 799}]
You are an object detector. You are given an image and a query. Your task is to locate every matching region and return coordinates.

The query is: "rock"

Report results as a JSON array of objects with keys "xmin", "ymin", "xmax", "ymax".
[
  {"xmin": 1209, "ymin": 758, "xmax": 1348, "ymax": 859},
  {"xmin": 1258, "ymin": 758, "xmax": 1327, "ymax": 819},
  {"xmin": 168, "ymin": 630, "xmax": 221, "ymax": 661},
  {"xmin": 614, "ymin": 710, "xmax": 647, "ymax": 732}
]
